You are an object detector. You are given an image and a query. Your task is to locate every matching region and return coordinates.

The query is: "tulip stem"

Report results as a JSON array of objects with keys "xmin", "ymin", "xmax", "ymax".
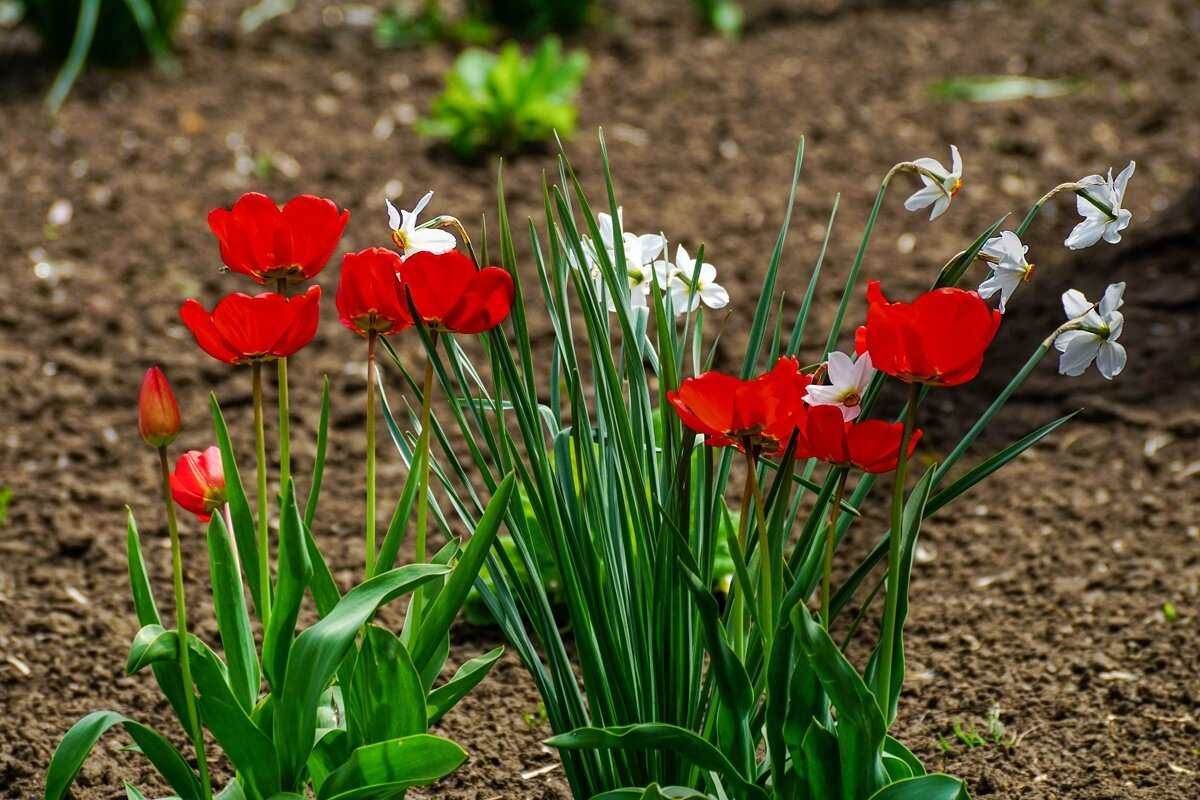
[
  {"xmin": 365, "ymin": 332, "xmax": 378, "ymax": 579},
  {"xmin": 731, "ymin": 464, "xmax": 753, "ymax": 660},
  {"xmin": 275, "ymin": 280, "xmax": 291, "ymax": 494},
  {"xmin": 412, "ymin": 338, "xmax": 438, "ymax": 629},
  {"xmin": 252, "ymin": 362, "xmax": 272, "ymax": 627},
  {"xmin": 745, "ymin": 452, "xmax": 773, "ymax": 645},
  {"xmin": 877, "ymin": 383, "xmax": 920, "ymax": 721},
  {"xmin": 157, "ymin": 447, "xmax": 212, "ymax": 800},
  {"xmin": 821, "ymin": 470, "xmax": 849, "ymax": 629}
]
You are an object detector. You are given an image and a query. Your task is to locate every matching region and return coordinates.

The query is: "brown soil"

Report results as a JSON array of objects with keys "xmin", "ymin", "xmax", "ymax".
[{"xmin": 2, "ymin": 1, "xmax": 1199, "ymax": 798}]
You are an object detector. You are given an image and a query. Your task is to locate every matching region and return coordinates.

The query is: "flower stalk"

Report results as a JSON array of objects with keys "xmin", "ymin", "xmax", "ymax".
[
  {"xmin": 876, "ymin": 383, "xmax": 920, "ymax": 712},
  {"xmin": 251, "ymin": 362, "xmax": 272, "ymax": 626},
  {"xmin": 411, "ymin": 338, "xmax": 438, "ymax": 629},
  {"xmin": 365, "ymin": 331, "xmax": 378, "ymax": 578},
  {"xmin": 276, "ymin": 279, "xmax": 292, "ymax": 490},
  {"xmin": 745, "ymin": 452, "xmax": 774, "ymax": 645},
  {"xmin": 821, "ymin": 470, "xmax": 849, "ymax": 628},
  {"xmin": 157, "ymin": 447, "xmax": 211, "ymax": 800}
]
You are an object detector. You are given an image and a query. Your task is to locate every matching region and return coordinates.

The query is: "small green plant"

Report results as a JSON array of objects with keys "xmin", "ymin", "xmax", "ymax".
[
  {"xmin": 936, "ymin": 707, "xmax": 1019, "ymax": 753},
  {"xmin": 0, "ymin": 487, "xmax": 12, "ymax": 529},
  {"xmin": 466, "ymin": 0, "xmax": 591, "ymax": 38},
  {"xmin": 25, "ymin": 0, "xmax": 181, "ymax": 112},
  {"xmin": 417, "ymin": 37, "xmax": 588, "ymax": 158}
]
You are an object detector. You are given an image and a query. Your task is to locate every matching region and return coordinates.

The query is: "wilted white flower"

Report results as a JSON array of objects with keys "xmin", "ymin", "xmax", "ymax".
[
  {"xmin": 1065, "ymin": 162, "xmax": 1134, "ymax": 250},
  {"xmin": 386, "ymin": 190, "xmax": 457, "ymax": 257},
  {"xmin": 804, "ymin": 351, "xmax": 874, "ymax": 422},
  {"xmin": 1053, "ymin": 282, "xmax": 1127, "ymax": 379},
  {"xmin": 977, "ymin": 231, "xmax": 1034, "ymax": 314},
  {"xmin": 904, "ymin": 145, "xmax": 963, "ymax": 220},
  {"xmin": 655, "ymin": 245, "xmax": 729, "ymax": 315}
]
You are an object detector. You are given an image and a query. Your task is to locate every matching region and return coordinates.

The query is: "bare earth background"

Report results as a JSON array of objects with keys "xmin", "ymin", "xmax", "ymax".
[{"xmin": 2, "ymin": 1, "xmax": 1199, "ymax": 798}]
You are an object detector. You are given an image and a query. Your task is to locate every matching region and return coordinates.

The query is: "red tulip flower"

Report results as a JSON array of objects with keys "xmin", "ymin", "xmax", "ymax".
[
  {"xmin": 336, "ymin": 248, "xmax": 412, "ymax": 337},
  {"xmin": 181, "ymin": 286, "xmax": 321, "ymax": 365},
  {"xmin": 397, "ymin": 250, "xmax": 514, "ymax": 334},
  {"xmin": 208, "ymin": 193, "xmax": 349, "ymax": 284},
  {"xmin": 668, "ymin": 357, "xmax": 812, "ymax": 458},
  {"xmin": 170, "ymin": 446, "xmax": 227, "ymax": 522},
  {"xmin": 855, "ymin": 280, "xmax": 1001, "ymax": 387},
  {"xmin": 795, "ymin": 404, "xmax": 922, "ymax": 474},
  {"xmin": 138, "ymin": 367, "xmax": 181, "ymax": 448}
]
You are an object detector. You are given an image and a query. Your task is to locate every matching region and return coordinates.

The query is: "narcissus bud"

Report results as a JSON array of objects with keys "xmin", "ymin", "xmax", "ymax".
[{"xmin": 138, "ymin": 367, "xmax": 180, "ymax": 448}]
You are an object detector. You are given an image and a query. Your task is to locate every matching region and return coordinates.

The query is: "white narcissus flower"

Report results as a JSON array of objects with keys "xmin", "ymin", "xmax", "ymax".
[
  {"xmin": 1053, "ymin": 282, "xmax": 1127, "ymax": 380},
  {"xmin": 656, "ymin": 245, "xmax": 729, "ymax": 315},
  {"xmin": 804, "ymin": 351, "xmax": 874, "ymax": 422},
  {"xmin": 904, "ymin": 145, "xmax": 963, "ymax": 220},
  {"xmin": 386, "ymin": 190, "xmax": 457, "ymax": 258},
  {"xmin": 977, "ymin": 231, "xmax": 1034, "ymax": 314},
  {"xmin": 590, "ymin": 209, "xmax": 665, "ymax": 311},
  {"xmin": 1065, "ymin": 161, "xmax": 1135, "ymax": 250}
]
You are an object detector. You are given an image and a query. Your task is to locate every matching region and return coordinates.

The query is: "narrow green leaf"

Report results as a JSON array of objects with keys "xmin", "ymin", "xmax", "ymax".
[
  {"xmin": 316, "ymin": 735, "xmax": 469, "ymax": 800},
  {"xmin": 212, "ymin": 394, "xmax": 265, "ymax": 618},
  {"xmin": 43, "ymin": 0, "xmax": 99, "ymax": 113},
  {"xmin": 426, "ymin": 646, "xmax": 504, "ymax": 725},
  {"xmin": 44, "ymin": 711, "xmax": 201, "ymax": 800},
  {"xmin": 304, "ymin": 376, "xmax": 331, "ymax": 530},
  {"xmin": 263, "ymin": 481, "xmax": 312, "ymax": 692},
  {"xmin": 208, "ymin": 512, "xmax": 260, "ymax": 711}
]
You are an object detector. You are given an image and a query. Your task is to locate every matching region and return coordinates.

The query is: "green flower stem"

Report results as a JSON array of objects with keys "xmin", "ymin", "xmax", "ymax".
[
  {"xmin": 1015, "ymin": 181, "xmax": 1083, "ymax": 237},
  {"xmin": 730, "ymin": 465, "xmax": 753, "ymax": 660},
  {"xmin": 821, "ymin": 471, "xmax": 849, "ymax": 628},
  {"xmin": 157, "ymin": 447, "xmax": 212, "ymax": 800},
  {"xmin": 252, "ymin": 362, "xmax": 272, "ymax": 627},
  {"xmin": 411, "ymin": 338, "xmax": 438, "ymax": 630},
  {"xmin": 745, "ymin": 452, "xmax": 773, "ymax": 647},
  {"xmin": 876, "ymin": 382, "xmax": 920, "ymax": 713},
  {"xmin": 275, "ymin": 279, "xmax": 291, "ymax": 493},
  {"xmin": 365, "ymin": 331, "xmax": 378, "ymax": 579}
]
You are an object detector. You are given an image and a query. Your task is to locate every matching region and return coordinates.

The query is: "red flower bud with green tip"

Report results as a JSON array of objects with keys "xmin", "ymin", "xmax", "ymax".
[
  {"xmin": 208, "ymin": 193, "xmax": 349, "ymax": 284},
  {"xmin": 397, "ymin": 250, "xmax": 514, "ymax": 334},
  {"xmin": 180, "ymin": 286, "xmax": 321, "ymax": 364},
  {"xmin": 138, "ymin": 366, "xmax": 180, "ymax": 448},
  {"xmin": 794, "ymin": 404, "xmax": 922, "ymax": 474},
  {"xmin": 336, "ymin": 247, "xmax": 413, "ymax": 337},
  {"xmin": 855, "ymin": 279, "xmax": 1001, "ymax": 387},
  {"xmin": 170, "ymin": 446, "xmax": 227, "ymax": 522},
  {"xmin": 667, "ymin": 356, "xmax": 812, "ymax": 458}
]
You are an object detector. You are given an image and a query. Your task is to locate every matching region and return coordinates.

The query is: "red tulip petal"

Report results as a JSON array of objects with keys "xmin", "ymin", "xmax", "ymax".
[
  {"xmin": 273, "ymin": 286, "xmax": 322, "ymax": 357},
  {"xmin": 443, "ymin": 266, "xmax": 515, "ymax": 333},
  {"xmin": 806, "ymin": 405, "xmax": 850, "ymax": 465},
  {"xmin": 181, "ymin": 299, "xmax": 241, "ymax": 364},
  {"xmin": 210, "ymin": 292, "xmax": 292, "ymax": 360},
  {"xmin": 399, "ymin": 250, "xmax": 475, "ymax": 325},
  {"xmin": 276, "ymin": 195, "xmax": 349, "ymax": 279},
  {"xmin": 208, "ymin": 193, "xmax": 281, "ymax": 281},
  {"xmin": 913, "ymin": 289, "xmax": 1001, "ymax": 385}
]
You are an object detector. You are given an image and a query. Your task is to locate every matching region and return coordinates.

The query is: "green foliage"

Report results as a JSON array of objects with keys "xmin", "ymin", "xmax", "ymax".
[
  {"xmin": 25, "ymin": 0, "xmax": 181, "ymax": 112},
  {"xmin": 690, "ymin": 0, "xmax": 742, "ymax": 36},
  {"xmin": 417, "ymin": 37, "xmax": 588, "ymax": 158},
  {"xmin": 928, "ymin": 75, "xmax": 1085, "ymax": 103},
  {"xmin": 0, "ymin": 487, "xmax": 11, "ymax": 529},
  {"xmin": 466, "ymin": 0, "xmax": 592, "ymax": 37}
]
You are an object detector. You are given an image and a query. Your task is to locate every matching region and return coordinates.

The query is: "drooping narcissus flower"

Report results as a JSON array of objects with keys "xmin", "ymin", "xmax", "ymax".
[
  {"xmin": 794, "ymin": 404, "xmax": 921, "ymax": 474},
  {"xmin": 904, "ymin": 145, "xmax": 963, "ymax": 221},
  {"xmin": 856, "ymin": 280, "xmax": 1001, "ymax": 387},
  {"xmin": 208, "ymin": 193, "xmax": 349, "ymax": 283},
  {"xmin": 397, "ymin": 250, "xmax": 514, "ymax": 334},
  {"xmin": 337, "ymin": 247, "xmax": 412, "ymax": 337},
  {"xmin": 655, "ymin": 244, "xmax": 729, "ymax": 315},
  {"xmin": 668, "ymin": 356, "xmax": 811, "ymax": 458},
  {"xmin": 180, "ymin": 286, "xmax": 321, "ymax": 364},
  {"xmin": 1066, "ymin": 162, "xmax": 1135, "ymax": 250},
  {"xmin": 977, "ymin": 230, "xmax": 1034, "ymax": 314},
  {"xmin": 170, "ymin": 445, "xmax": 227, "ymax": 522},
  {"xmin": 1054, "ymin": 282, "xmax": 1127, "ymax": 379},
  {"xmin": 386, "ymin": 190, "xmax": 457, "ymax": 258},
  {"xmin": 804, "ymin": 351, "xmax": 874, "ymax": 422},
  {"xmin": 138, "ymin": 366, "xmax": 180, "ymax": 448}
]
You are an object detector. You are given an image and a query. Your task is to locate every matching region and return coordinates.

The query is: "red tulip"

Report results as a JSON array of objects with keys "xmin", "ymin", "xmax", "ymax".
[
  {"xmin": 138, "ymin": 367, "xmax": 181, "ymax": 448},
  {"xmin": 855, "ymin": 280, "xmax": 1001, "ymax": 387},
  {"xmin": 180, "ymin": 286, "xmax": 321, "ymax": 365},
  {"xmin": 667, "ymin": 356, "xmax": 812, "ymax": 458},
  {"xmin": 208, "ymin": 193, "xmax": 349, "ymax": 284},
  {"xmin": 336, "ymin": 247, "xmax": 412, "ymax": 337},
  {"xmin": 794, "ymin": 404, "xmax": 922, "ymax": 474},
  {"xmin": 170, "ymin": 446, "xmax": 227, "ymax": 522},
  {"xmin": 397, "ymin": 250, "xmax": 514, "ymax": 334}
]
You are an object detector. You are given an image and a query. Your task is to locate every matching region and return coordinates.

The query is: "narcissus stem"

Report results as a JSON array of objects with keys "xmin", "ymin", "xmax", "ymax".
[
  {"xmin": 365, "ymin": 332, "xmax": 378, "ymax": 579},
  {"xmin": 157, "ymin": 448, "xmax": 211, "ymax": 800},
  {"xmin": 822, "ymin": 470, "xmax": 849, "ymax": 629},
  {"xmin": 877, "ymin": 383, "xmax": 920, "ymax": 719},
  {"xmin": 252, "ymin": 362, "xmax": 272, "ymax": 626},
  {"xmin": 412, "ymin": 339, "xmax": 437, "ymax": 629}
]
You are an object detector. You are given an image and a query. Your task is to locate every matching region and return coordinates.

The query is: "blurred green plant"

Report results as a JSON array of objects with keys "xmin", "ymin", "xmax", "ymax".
[
  {"xmin": 0, "ymin": 487, "xmax": 12, "ymax": 529},
  {"xmin": 375, "ymin": 0, "xmax": 492, "ymax": 48},
  {"xmin": 928, "ymin": 76, "xmax": 1085, "ymax": 103},
  {"xmin": 466, "ymin": 0, "xmax": 592, "ymax": 38},
  {"xmin": 25, "ymin": 0, "xmax": 180, "ymax": 113},
  {"xmin": 691, "ymin": 0, "xmax": 742, "ymax": 36},
  {"xmin": 417, "ymin": 37, "xmax": 588, "ymax": 158}
]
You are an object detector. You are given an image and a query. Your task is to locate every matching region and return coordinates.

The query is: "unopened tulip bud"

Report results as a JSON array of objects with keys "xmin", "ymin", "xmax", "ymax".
[
  {"xmin": 138, "ymin": 367, "xmax": 181, "ymax": 448},
  {"xmin": 170, "ymin": 446, "xmax": 227, "ymax": 522}
]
